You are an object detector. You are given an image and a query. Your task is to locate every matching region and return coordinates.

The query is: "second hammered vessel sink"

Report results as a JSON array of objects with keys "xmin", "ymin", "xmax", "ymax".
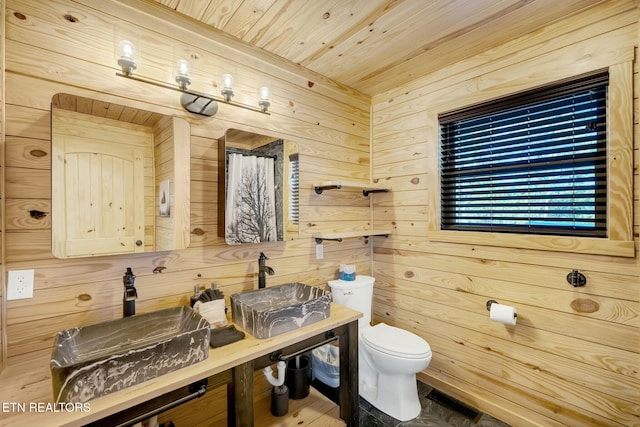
[{"xmin": 230, "ymin": 282, "xmax": 331, "ymax": 339}]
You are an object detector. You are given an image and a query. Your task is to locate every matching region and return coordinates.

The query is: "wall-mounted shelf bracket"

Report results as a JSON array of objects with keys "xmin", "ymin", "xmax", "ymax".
[
  {"xmin": 312, "ymin": 181, "xmax": 390, "ymax": 196},
  {"xmin": 313, "ymin": 229, "xmax": 391, "ymax": 244},
  {"xmin": 364, "ymin": 233, "xmax": 390, "ymax": 239},
  {"xmin": 314, "ymin": 184, "xmax": 341, "ymax": 194},
  {"xmin": 315, "ymin": 237, "xmax": 343, "ymax": 244},
  {"xmin": 362, "ymin": 189, "xmax": 389, "ymax": 196}
]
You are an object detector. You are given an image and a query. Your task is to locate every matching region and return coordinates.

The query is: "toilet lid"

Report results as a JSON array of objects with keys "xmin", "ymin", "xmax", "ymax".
[{"xmin": 362, "ymin": 323, "xmax": 431, "ymax": 359}]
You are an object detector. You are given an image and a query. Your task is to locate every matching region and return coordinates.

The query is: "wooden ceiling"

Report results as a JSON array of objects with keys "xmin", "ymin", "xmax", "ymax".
[{"xmin": 151, "ymin": 0, "xmax": 607, "ymax": 96}]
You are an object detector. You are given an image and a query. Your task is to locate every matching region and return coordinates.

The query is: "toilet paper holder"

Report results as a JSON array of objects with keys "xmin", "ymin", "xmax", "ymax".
[
  {"xmin": 486, "ymin": 300, "xmax": 498, "ymax": 311},
  {"xmin": 486, "ymin": 300, "xmax": 518, "ymax": 318}
]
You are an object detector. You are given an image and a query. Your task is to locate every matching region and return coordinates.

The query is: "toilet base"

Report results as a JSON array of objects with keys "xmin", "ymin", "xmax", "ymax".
[{"xmin": 360, "ymin": 372, "xmax": 422, "ymax": 422}]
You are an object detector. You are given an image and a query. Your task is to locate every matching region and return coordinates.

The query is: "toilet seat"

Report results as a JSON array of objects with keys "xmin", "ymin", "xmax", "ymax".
[{"xmin": 362, "ymin": 323, "xmax": 431, "ymax": 359}]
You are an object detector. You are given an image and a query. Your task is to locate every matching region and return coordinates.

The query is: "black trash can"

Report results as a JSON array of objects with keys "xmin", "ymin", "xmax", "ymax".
[
  {"xmin": 270, "ymin": 385, "xmax": 289, "ymax": 416},
  {"xmin": 286, "ymin": 355, "xmax": 311, "ymax": 400}
]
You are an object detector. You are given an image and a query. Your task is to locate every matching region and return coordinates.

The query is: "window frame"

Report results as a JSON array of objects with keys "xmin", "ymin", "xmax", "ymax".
[
  {"xmin": 427, "ymin": 63, "xmax": 634, "ymax": 258},
  {"xmin": 439, "ymin": 71, "xmax": 609, "ymax": 238}
]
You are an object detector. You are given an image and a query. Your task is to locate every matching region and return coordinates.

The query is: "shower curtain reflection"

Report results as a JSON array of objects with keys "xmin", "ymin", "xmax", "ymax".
[{"xmin": 226, "ymin": 153, "xmax": 277, "ymax": 244}]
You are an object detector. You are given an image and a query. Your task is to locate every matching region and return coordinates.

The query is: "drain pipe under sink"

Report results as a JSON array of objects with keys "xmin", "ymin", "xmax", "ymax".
[
  {"xmin": 263, "ymin": 361, "xmax": 286, "ymax": 386},
  {"xmin": 264, "ymin": 361, "xmax": 289, "ymax": 416}
]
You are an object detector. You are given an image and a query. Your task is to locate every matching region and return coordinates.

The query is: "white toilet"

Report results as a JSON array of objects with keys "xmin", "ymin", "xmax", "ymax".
[{"xmin": 328, "ymin": 275, "xmax": 432, "ymax": 421}]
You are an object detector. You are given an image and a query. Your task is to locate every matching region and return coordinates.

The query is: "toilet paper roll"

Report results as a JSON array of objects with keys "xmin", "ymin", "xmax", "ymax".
[{"xmin": 490, "ymin": 303, "xmax": 517, "ymax": 325}]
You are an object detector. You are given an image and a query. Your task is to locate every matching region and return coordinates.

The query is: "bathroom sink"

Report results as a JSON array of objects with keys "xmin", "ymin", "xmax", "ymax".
[
  {"xmin": 230, "ymin": 282, "xmax": 331, "ymax": 339},
  {"xmin": 50, "ymin": 306, "xmax": 210, "ymax": 403}
]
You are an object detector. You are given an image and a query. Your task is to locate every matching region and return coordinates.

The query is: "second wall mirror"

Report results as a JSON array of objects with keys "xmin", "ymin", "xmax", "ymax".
[{"xmin": 218, "ymin": 129, "xmax": 299, "ymax": 245}]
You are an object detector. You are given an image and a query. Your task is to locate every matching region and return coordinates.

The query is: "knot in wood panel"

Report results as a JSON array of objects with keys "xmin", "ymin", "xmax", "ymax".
[
  {"xmin": 30, "ymin": 149, "xmax": 48, "ymax": 157},
  {"xmin": 570, "ymin": 298, "xmax": 599, "ymax": 314},
  {"xmin": 29, "ymin": 210, "xmax": 48, "ymax": 219}
]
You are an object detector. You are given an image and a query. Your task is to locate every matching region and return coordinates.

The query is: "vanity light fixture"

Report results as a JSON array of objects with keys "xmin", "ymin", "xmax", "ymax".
[{"xmin": 115, "ymin": 41, "xmax": 271, "ymax": 116}]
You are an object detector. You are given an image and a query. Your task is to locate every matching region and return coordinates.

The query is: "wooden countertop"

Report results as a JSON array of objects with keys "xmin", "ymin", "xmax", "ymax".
[{"xmin": 0, "ymin": 303, "xmax": 361, "ymax": 427}]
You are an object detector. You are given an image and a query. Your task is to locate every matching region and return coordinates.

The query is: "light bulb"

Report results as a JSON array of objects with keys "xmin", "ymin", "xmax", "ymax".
[
  {"xmin": 221, "ymin": 73, "xmax": 234, "ymax": 102},
  {"xmin": 174, "ymin": 59, "xmax": 191, "ymax": 90},
  {"xmin": 176, "ymin": 59, "xmax": 190, "ymax": 77},
  {"xmin": 259, "ymin": 86, "xmax": 271, "ymax": 101},
  {"xmin": 119, "ymin": 40, "xmax": 134, "ymax": 59},
  {"xmin": 117, "ymin": 40, "xmax": 137, "ymax": 75},
  {"xmin": 258, "ymin": 86, "xmax": 271, "ymax": 112},
  {"xmin": 222, "ymin": 74, "xmax": 234, "ymax": 90}
]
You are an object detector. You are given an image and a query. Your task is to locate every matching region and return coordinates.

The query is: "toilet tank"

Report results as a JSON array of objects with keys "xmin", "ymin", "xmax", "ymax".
[{"xmin": 328, "ymin": 275, "xmax": 374, "ymax": 327}]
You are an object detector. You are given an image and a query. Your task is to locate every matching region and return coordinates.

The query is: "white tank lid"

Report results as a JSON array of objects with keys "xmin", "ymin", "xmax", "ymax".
[
  {"xmin": 362, "ymin": 323, "xmax": 431, "ymax": 359},
  {"xmin": 328, "ymin": 275, "xmax": 374, "ymax": 291}
]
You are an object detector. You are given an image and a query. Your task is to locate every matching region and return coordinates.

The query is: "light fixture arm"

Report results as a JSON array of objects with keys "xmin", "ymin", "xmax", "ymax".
[{"xmin": 115, "ymin": 72, "xmax": 270, "ymax": 116}]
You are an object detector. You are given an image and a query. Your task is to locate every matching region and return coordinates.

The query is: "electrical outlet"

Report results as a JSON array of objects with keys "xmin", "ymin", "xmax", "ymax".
[{"xmin": 7, "ymin": 269, "xmax": 35, "ymax": 300}]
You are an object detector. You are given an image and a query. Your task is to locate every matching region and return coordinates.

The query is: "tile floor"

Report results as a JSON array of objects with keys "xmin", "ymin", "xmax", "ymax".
[{"xmin": 358, "ymin": 381, "xmax": 512, "ymax": 427}]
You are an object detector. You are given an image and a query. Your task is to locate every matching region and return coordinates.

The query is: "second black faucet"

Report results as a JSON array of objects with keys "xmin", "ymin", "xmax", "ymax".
[{"xmin": 258, "ymin": 252, "xmax": 275, "ymax": 289}]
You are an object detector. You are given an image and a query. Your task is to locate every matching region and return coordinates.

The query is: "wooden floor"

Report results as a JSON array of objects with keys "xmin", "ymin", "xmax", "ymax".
[{"xmin": 254, "ymin": 387, "xmax": 346, "ymax": 427}]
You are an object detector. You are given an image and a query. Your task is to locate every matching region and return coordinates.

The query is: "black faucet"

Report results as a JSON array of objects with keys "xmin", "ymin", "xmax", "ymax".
[
  {"xmin": 258, "ymin": 252, "xmax": 275, "ymax": 289},
  {"xmin": 123, "ymin": 267, "xmax": 137, "ymax": 317}
]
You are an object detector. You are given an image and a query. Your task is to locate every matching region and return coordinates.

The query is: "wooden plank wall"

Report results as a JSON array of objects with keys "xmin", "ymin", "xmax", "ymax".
[
  {"xmin": 0, "ymin": 0, "xmax": 373, "ymax": 422},
  {"xmin": 0, "ymin": 0, "xmax": 5, "ymax": 372},
  {"xmin": 371, "ymin": 2, "xmax": 640, "ymax": 427}
]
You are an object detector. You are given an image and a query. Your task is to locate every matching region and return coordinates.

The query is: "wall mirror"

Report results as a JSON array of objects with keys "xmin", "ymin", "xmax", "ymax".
[
  {"xmin": 51, "ymin": 93, "xmax": 191, "ymax": 258},
  {"xmin": 218, "ymin": 128, "xmax": 299, "ymax": 245}
]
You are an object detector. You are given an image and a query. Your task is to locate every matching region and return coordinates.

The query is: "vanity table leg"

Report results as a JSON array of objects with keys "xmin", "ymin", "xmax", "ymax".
[
  {"xmin": 339, "ymin": 320, "xmax": 359, "ymax": 426},
  {"xmin": 228, "ymin": 360, "xmax": 254, "ymax": 427}
]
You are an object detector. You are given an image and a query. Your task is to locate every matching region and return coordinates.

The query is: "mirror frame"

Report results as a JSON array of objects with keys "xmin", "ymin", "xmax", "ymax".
[
  {"xmin": 218, "ymin": 128, "xmax": 298, "ymax": 245},
  {"xmin": 51, "ymin": 93, "xmax": 191, "ymax": 258}
]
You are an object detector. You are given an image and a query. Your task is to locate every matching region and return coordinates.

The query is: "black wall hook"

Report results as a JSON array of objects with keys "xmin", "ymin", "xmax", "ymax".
[{"xmin": 566, "ymin": 270, "xmax": 587, "ymax": 287}]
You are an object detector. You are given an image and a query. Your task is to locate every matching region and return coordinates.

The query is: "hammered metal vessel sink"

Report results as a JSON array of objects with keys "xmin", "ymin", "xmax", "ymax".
[
  {"xmin": 230, "ymin": 282, "xmax": 331, "ymax": 339},
  {"xmin": 50, "ymin": 306, "xmax": 209, "ymax": 403}
]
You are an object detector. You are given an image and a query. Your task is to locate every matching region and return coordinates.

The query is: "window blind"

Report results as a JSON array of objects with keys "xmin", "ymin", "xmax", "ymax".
[
  {"xmin": 288, "ymin": 153, "xmax": 299, "ymax": 225},
  {"xmin": 439, "ymin": 72, "xmax": 608, "ymax": 237}
]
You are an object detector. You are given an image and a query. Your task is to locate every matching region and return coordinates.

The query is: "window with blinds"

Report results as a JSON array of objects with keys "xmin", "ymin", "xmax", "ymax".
[
  {"xmin": 439, "ymin": 72, "xmax": 608, "ymax": 237},
  {"xmin": 288, "ymin": 153, "xmax": 299, "ymax": 225}
]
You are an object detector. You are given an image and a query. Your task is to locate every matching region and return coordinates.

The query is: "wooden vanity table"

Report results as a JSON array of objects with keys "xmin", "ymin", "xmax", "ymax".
[{"xmin": 0, "ymin": 303, "xmax": 361, "ymax": 427}]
